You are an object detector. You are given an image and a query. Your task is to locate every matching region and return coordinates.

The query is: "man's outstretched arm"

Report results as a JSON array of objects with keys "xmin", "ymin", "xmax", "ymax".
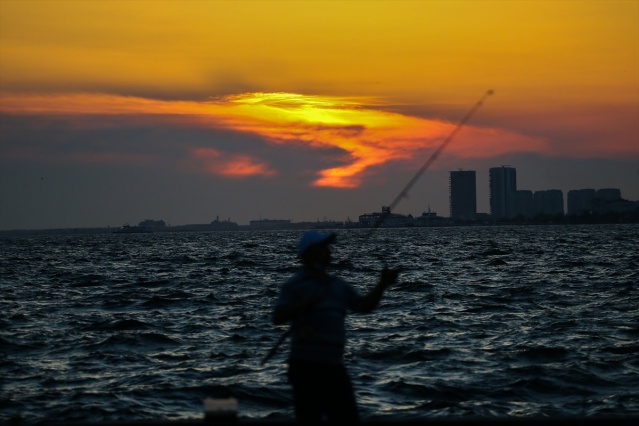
[{"xmin": 357, "ymin": 268, "xmax": 399, "ymax": 314}]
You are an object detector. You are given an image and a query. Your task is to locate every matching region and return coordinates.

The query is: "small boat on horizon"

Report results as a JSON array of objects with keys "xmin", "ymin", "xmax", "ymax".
[{"xmin": 113, "ymin": 225, "xmax": 153, "ymax": 234}]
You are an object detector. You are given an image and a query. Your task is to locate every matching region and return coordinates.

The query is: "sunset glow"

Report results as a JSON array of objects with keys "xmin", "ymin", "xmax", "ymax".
[
  {"xmin": 188, "ymin": 147, "xmax": 276, "ymax": 179},
  {"xmin": 0, "ymin": 0, "xmax": 636, "ymax": 229},
  {"xmin": 1, "ymin": 92, "xmax": 548, "ymax": 187}
]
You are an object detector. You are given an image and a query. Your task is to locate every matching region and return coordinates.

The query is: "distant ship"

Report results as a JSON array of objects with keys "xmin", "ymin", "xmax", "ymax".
[{"xmin": 113, "ymin": 225, "xmax": 153, "ymax": 234}]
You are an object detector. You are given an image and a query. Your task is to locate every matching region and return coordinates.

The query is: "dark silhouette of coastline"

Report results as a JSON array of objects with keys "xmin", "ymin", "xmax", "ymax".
[{"xmin": 1, "ymin": 207, "xmax": 638, "ymax": 237}]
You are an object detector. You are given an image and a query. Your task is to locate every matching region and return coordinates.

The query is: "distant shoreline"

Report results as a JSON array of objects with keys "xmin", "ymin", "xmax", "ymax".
[{"xmin": 1, "ymin": 216, "xmax": 637, "ymax": 237}]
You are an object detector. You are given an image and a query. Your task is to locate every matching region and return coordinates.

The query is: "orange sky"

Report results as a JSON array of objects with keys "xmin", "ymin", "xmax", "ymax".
[
  {"xmin": 2, "ymin": 1, "xmax": 637, "ymax": 130},
  {"xmin": 0, "ymin": 0, "xmax": 637, "ymax": 228},
  {"xmin": 0, "ymin": 91, "xmax": 547, "ymax": 187}
]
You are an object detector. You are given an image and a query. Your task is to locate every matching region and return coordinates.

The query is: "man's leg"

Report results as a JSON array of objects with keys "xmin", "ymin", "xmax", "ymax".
[
  {"xmin": 288, "ymin": 360, "xmax": 323, "ymax": 424},
  {"xmin": 322, "ymin": 364, "xmax": 359, "ymax": 422}
]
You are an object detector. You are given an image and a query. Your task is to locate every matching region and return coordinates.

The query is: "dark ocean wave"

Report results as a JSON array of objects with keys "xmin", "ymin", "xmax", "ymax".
[{"xmin": 1, "ymin": 225, "xmax": 638, "ymax": 424}]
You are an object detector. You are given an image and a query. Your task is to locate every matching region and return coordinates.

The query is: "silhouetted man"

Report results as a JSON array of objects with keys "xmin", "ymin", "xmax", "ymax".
[{"xmin": 273, "ymin": 231, "xmax": 399, "ymax": 423}]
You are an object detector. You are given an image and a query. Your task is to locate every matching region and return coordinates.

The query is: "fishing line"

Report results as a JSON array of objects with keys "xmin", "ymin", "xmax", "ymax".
[
  {"xmin": 260, "ymin": 90, "xmax": 494, "ymax": 366},
  {"xmin": 369, "ymin": 89, "xmax": 493, "ymax": 231}
]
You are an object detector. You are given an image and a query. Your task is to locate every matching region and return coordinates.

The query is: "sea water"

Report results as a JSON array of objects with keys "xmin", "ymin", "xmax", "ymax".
[{"xmin": 1, "ymin": 224, "xmax": 638, "ymax": 424}]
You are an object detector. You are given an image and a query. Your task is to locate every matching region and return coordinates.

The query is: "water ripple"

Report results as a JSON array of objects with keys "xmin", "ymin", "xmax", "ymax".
[{"xmin": 1, "ymin": 225, "xmax": 638, "ymax": 423}]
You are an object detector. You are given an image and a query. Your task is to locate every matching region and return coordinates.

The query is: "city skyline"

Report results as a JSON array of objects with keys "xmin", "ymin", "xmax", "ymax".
[
  {"xmin": 1, "ymin": 1, "xmax": 637, "ymax": 230},
  {"xmin": 4, "ymin": 163, "xmax": 635, "ymax": 231},
  {"xmin": 1, "ymin": 152, "xmax": 638, "ymax": 230}
]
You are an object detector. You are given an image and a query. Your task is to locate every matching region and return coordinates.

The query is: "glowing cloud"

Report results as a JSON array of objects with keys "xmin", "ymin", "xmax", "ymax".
[
  {"xmin": 188, "ymin": 147, "xmax": 276, "ymax": 178},
  {"xmin": 0, "ymin": 92, "xmax": 546, "ymax": 187}
]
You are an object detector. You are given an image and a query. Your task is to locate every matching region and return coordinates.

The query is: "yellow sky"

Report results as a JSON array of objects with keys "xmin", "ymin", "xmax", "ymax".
[
  {"xmin": 2, "ymin": 0, "xmax": 636, "ymax": 102},
  {"xmin": 1, "ymin": 0, "xmax": 637, "ymax": 187}
]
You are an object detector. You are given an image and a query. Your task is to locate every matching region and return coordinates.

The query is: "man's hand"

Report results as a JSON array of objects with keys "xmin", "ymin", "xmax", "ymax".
[{"xmin": 357, "ymin": 267, "xmax": 400, "ymax": 314}]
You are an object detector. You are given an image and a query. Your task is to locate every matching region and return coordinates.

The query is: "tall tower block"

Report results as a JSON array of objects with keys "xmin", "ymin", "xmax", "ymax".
[
  {"xmin": 489, "ymin": 166, "xmax": 517, "ymax": 220},
  {"xmin": 449, "ymin": 170, "xmax": 477, "ymax": 221}
]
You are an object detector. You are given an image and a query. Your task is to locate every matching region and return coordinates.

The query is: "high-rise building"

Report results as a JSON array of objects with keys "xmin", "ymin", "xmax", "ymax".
[
  {"xmin": 489, "ymin": 166, "xmax": 517, "ymax": 220},
  {"xmin": 597, "ymin": 188, "xmax": 622, "ymax": 201},
  {"xmin": 449, "ymin": 170, "xmax": 477, "ymax": 221},
  {"xmin": 534, "ymin": 189, "xmax": 564, "ymax": 216},
  {"xmin": 567, "ymin": 189, "xmax": 596, "ymax": 215},
  {"xmin": 515, "ymin": 190, "xmax": 534, "ymax": 218},
  {"xmin": 567, "ymin": 188, "xmax": 624, "ymax": 215},
  {"xmin": 593, "ymin": 188, "xmax": 624, "ymax": 214}
]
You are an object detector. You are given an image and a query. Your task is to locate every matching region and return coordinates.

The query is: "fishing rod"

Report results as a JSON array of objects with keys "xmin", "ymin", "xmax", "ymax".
[
  {"xmin": 369, "ymin": 89, "xmax": 494, "ymax": 231},
  {"xmin": 260, "ymin": 90, "xmax": 494, "ymax": 366}
]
